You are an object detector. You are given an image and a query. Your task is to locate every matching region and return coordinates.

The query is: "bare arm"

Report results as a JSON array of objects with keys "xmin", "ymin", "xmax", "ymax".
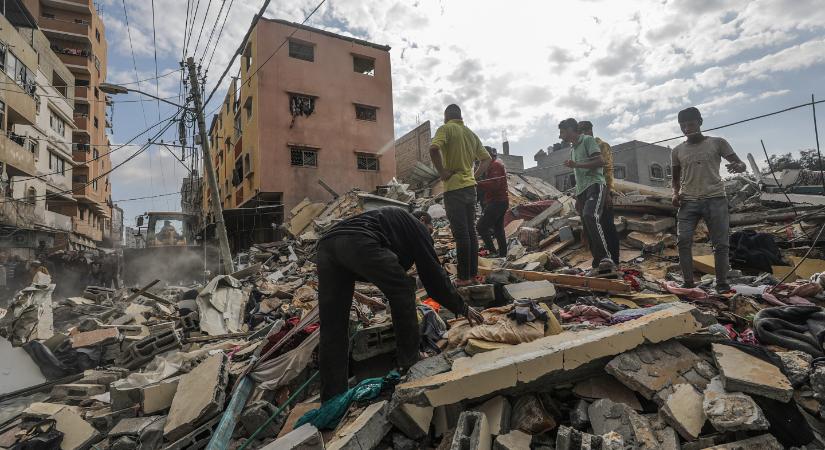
[
  {"xmin": 724, "ymin": 153, "xmax": 747, "ymax": 173},
  {"xmin": 474, "ymin": 158, "xmax": 492, "ymax": 179},
  {"xmin": 671, "ymin": 165, "xmax": 682, "ymax": 207},
  {"xmin": 430, "ymin": 145, "xmax": 453, "ymax": 181},
  {"xmin": 566, "ymin": 154, "xmax": 605, "ymax": 169}
]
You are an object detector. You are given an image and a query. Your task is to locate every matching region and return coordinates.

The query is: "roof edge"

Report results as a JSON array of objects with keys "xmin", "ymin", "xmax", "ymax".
[{"xmin": 261, "ymin": 18, "xmax": 391, "ymax": 52}]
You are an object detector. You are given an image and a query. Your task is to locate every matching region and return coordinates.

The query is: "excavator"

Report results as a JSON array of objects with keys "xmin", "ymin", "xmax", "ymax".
[{"xmin": 122, "ymin": 211, "xmax": 219, "ymax": 286}]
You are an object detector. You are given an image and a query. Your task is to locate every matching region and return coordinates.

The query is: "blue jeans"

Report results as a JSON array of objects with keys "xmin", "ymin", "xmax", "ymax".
[{"xmin": 677, "ymin": 197, "xmax": 730, "ymax": 288}]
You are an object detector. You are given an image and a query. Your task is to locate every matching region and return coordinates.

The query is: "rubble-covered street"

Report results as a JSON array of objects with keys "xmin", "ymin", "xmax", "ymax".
[{"xmin": 4, "ymin": 167, "xmax": 825, "ymax": 449}]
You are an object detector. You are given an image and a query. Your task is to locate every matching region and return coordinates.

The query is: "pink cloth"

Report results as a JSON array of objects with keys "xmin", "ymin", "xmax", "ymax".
[
  {"xmin": 560, "ymin": 304, "xmax": 613, "ymax": 325},
  {"xmin": 663, "ymin": 281, "xmax": 708, "ymax": 300},
  {"xmin": 785, "ymin": 295, "xmax": 816, "ymax": 306},
  {"xmin": 760, "ymin": 292, "xmax": 788, "ymax": 307}
]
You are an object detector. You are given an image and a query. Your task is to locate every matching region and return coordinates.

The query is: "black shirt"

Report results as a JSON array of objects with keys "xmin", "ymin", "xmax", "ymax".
[{"xmin": 321, "ymin": 207, "xmax": 465, "ymax": 315}]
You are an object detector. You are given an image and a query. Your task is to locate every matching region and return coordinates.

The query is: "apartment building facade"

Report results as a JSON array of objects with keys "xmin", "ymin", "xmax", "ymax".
[
  {"xmin": 207, "ymin": 19, "xmax": 395, "ymax": 247},
  {"xmin": 25, "ymin": 0, "xmax": 114, "ymax": 248}
]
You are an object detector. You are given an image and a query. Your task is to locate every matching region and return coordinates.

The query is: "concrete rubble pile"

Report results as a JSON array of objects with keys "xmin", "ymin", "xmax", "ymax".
[{"xmin": 3, "ymin": 172, "xmax": 825, "ymax": 449}]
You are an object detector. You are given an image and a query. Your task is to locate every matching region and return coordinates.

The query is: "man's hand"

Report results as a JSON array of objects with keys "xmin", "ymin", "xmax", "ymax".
[
  {"xmin": 439, "ymin": 169, "xmax": 455, "ymax": 182},
  {"xmin": 465, "ymin": 306, "xmax": 484, "ymax": 326},
  {"xmin": 672, "ymin": 192, "xmax": 681, "ymax": 208},
  {"xmin": 726, "ymin": 161, "xmax": 747, "ymax": 174},
  {"xmin": 564, "ymin": 160, "xmax": 577, "ymax": 168}
]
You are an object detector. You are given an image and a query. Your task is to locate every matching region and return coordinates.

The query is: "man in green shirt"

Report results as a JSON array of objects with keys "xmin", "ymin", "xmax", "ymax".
[
  {"xmin": 430, "ymin": 104, "xmax": 491, "ymax": 286},
  {"xmin": 560, "ymin": 118, "xmax": 618, "ymax": 271}
]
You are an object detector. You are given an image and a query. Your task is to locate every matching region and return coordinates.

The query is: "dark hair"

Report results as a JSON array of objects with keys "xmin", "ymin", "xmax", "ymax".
[
  {"xmin": 577, "ymin": 120, "xmax": 593, "ymax": 132},
  {"xmin": 678, "ymin": 107, "xmax": 702, "ymax": 123},
  {"xmin": 412, "ymin": 210, "xmax": 433, "ymax": 225},
  {"xmin": 558, "ymin": 118, "xmax": 578, "ymax": 131},
  {"xmin": 445, "ymin": 104, "xmax": 462, "ymax": 120},
  {"xmin": 484, "ymin": 146, "xmax": 497, "ymax": 156}
]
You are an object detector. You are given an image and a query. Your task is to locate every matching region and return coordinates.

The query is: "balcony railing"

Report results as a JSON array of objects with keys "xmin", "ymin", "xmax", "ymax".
[
  {"xmin": 0, "ymin": 198, "xmax": 37, "ymax": 228},
  {"xmin": 42, "ymin": 210, "xmax": 72, "ymax": 232},
  {"xmin": 39, "ymin": 15, "xmax": 90, "ymax": 37}
]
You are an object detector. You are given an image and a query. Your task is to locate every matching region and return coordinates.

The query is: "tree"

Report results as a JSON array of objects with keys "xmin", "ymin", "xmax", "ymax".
[{"xmin": 764, "ymin": 149, "xmax": 823, "ymax": 173}]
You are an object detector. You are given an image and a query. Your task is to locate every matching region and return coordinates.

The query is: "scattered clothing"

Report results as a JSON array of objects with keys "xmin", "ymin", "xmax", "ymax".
[
  {"xmin": 507, "ymin": 299, "xmax": 549, "ymax": 324},
  {"xmin": 729, "ymin": 230, "xmax": 784, "ymax": 273},
  {"xmin": 754, "ymin": 306, "xmax": 825, "ymax": 357},
  {"xmin": 296, "ymin": 371, "xmax": 400, "ymax": 430},
  {"xmin": 560, "ymin": 304, "xmax": 613, "ymax": 325},
  {"xmin": 663, "ymin": 280, "xmax": 709, "ymax": 300}
]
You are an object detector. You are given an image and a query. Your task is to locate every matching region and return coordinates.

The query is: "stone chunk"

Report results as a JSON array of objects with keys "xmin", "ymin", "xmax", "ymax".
[
  {"xmin": 477, "ymin": 396, "xmax": 511, "ymax": 436},
  {"xmin": 140, "ymin": 378, "xmax": 179, "ymax": 414},
  {"xmin": 449, "ymin": 411, "xmax": 491, "ymax": 450},
  {"xmin": 701, "ymin": 433, "xmax": 783, "ymax": 450},
  {"xmin": 458, "ymin": 284, "xmax": 496, "ymax": 307},
  {"xmin": 53, "ymin": 407, "xmax": 101, "ymax": 450},
  {"xmin": 573, "ymin": 374, "xmax": 642, "ymax": 411},
  {"xmin": 71, "ymin": 327, "xmax": 120, "ymax": 348},
  {"xmin": 569, "ymin": 399, "xmax": 589, "ymax": 430},
  {"xmin": 510, "ymin": 394, "xmax": 555, "ymax": 434},
  {"xmin": 587, "ymin": 399, "xmax": 658, "ymax": 450},
  {"xmin": 493, "ymin": 430, "xmax": 531, "ymax": 450},
  {"xmin": 712, "ymin": 343, "xmax": 793, "ymax": 402},
  {"xmin": 163, "ymin": 353, "xmax": 228, "ymax": 441},
  {"xmin": 555, "ymin": 425, "xmax": 624, "ymax": 450},
  {"xmin": 626, "ymin": 216, "xmax": 675, "ymax": 233},
  {"xmin": 388, "ymin": 400, "xmax": 433, "ymax": 440},
  {"xmin": 659, "ymin": 384, "xmax": 706, "ymax": 441},
  {"xmin": 50, "ymin": 383, "xmax": 107, "ymax": 400},
  {"xmin": 605, "ymin": 340, "xmax": 703, "ymax": 401},
  {"xmin": 260, "ymin": 423, "xmax": 324, "ymax": 450},
  {"xmin": 327, "ymin": 400, "xmax": 391, "ymax": 450},
  {"xmin": 241, "ymin": 400, "xmax": 283, "ymax": 439},
  {"xmin": 702, "ymin": 376, "xmax": 768, "ymax": 432},
  {"xmin": 503, "ymin": 280, "xmax": 556, "ymax": 303},
  {"xmin": 777, "ymin": 350, "xmax": 813, "ymax": 386}
]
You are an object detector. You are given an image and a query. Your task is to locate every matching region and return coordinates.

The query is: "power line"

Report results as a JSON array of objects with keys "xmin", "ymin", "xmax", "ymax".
[
  {"xmin": 539, "ymin": 98, "xmax": 825, "ymax": 171},
  {"xmin": 11, "ymin": 112, "xmax": 181, "ymax": 184},
  {"xmin": 121, "ymin": 0, "xmax": 149, "ymax": 126},
  {"xmin": 200, "ymin": 0, "xmax": 228, "ymax": 64},
  {"xmin": 2, "ymin": 114, "xmax": 180, "ymax": 204},
  {"xmin": 204, "ymin": 0, "xmax": 236, "ymax": 75},
  {"xmin": 0, "ymin": 83, "xmax": 184, "ymax": 104},
  {"xmin": 184, "ymin": 0, "xmax": 202, "ymax": 56},
  {"xmin": 151, "ymin": 0, "xmax": 161, "ymax": 121},
  {"xmin": 113, "ymin": 191, "xmax": 181, "ymax": 202},
  {"xmin": 191, "ymin": 0, "xmax": 215, "ymax": 57}
]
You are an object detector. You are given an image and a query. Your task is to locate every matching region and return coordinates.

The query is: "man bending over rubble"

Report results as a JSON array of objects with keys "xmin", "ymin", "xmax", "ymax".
[
  {"xmin": 430, "ymin": 104, "xmax": 491, "ymax": 287},
  {"xmin": 316, "ymin": 206, "xmax": 483, "ymax": 401},
  {"xmin": 672, "ymin": 106, "xmax": 747, "ymax": 292},
  {"xmin": 560, "ymin": 118, "xmax": 619, "ymax": 274}
]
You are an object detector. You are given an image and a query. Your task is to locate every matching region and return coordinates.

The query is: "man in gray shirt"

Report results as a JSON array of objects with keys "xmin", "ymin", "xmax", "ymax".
[{"xmin": 671, "ymin": 107, "xmax": 747, "ymax": 292}]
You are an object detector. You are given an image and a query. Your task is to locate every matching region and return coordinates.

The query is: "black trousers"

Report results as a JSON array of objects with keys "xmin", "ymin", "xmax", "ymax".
[
  {"xmin": 317, "ymin": 234, "xmax": 419, "ymax": 401},
  {"xmin": 444, "ymin": 186, "xmax": 479, "ymax": 280},
  {"xmin": 577, "ymin": 183, "xmax": 620, "ymax": 267},
  {"xmin": 477, "ymin": 200, "xmax": 508, "ymax": 257}
]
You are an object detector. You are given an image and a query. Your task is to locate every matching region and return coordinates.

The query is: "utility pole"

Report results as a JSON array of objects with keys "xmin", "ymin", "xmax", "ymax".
[{"xmin": 186, "ymin": 56, "xmax": 234, "ymax": 275}]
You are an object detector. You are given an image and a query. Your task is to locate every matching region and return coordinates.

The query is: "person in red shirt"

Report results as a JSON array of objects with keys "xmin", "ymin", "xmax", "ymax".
[{"xmin": 476, "ymin": 146, "xmax": 509, "ymax": 257}]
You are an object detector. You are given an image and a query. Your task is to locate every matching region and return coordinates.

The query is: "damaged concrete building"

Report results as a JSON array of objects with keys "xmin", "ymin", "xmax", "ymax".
[{"xmin": 206, "ymin": 19, "xmax": 396, "ymax": 250}]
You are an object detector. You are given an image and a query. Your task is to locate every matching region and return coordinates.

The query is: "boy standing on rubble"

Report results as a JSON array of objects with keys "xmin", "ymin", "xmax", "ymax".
[
  {"xmin": 430, "ymin": 104, "xmax": 491, "ymax": 287},
  {"xmin": 476, "ymin": 146, "xmax": 509, "ymax": 257},
  {"xmin": 316, "ymin": 207, "xmax": 483, "ymax": 401},
  {"xmin": 577, "ymin": 121, "xmax": 620, "ymax": 265},
  {"xmin": 560, "ymin": 118, "xmax": 619, "ymax": 273},
  {"xmin": 672, "ymin": 107, "xmax": 747, "ymax": 292}
]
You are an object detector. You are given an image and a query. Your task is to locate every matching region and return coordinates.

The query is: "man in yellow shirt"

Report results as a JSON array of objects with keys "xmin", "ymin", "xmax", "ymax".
[{"xmin": 429, "ymin": 104, "xmax": 491, "ymax": 286}]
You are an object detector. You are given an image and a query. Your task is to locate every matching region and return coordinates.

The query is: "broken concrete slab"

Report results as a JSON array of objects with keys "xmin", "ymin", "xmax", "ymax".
[
  {"xmin": 493, "ymin": 430, "xmax": 531, "ymax": 450},
  {"xmin": 327, "ymin": 400, "xmax": 391, "ymax": 450},
  {"xmin": 109, "ymin": 415, "xmax": 166, "ymax": 450},
  {"xmin": 71, "ymin": 327, "xmax": 120, "ymax": 348},
  {"xmin": 588, "ymin": 399, "xmax": 659, "ymax": 450},
  {"xmin": 262, "ymin": 423, "xmax": 324, "ymax": 450},
  {"xmin": 140, "ymin": 377, "xmax": 179, "ymax": 414},
  {"xmin": 777, "ymin": 350, "xmax": 813, "ymax": 386},
  {"xmin": 644, "ymin": 414, "xmax": 680, "ymax": 450},
  {"xmin": 659, "ymin": 383, "xmax": 706, "ymax": 441},
  {"xmin": 241, "ymin": 401, "xmax": 283, "ymax": 439},
  {"xmin": 712, "ymin": 343, "xmax": 793, "ymax": 402},
  {"xmin": 458, "ymin": 284, "xmax": 496, "ymax": 307},
  {"xmin": 388, "ymin": 400, "xmax": 433, "ymax": 440},
  {"xmin": 503, "ymin": 280, "xmax": 556, "ymax": 303},
  {"xmin": 573, "ymin": 374, "xmax": 642, "ymax": 411},
  {"xmin": 626, "ymin": 216, "xmax": 675, "ymax": 233},
  {"xmin": 53, "ymin": 406, "xmax": 101, "ymax": 450},
  {"xmin": 278, "ymin": 402, "xmax": 321, "ymax": 438},
  {"xmin": 0, "ymin": 337, "xmax": 48, "ymax": 395},
  {"xmin": 477, "ymin": 396, "xmax": 511, "ymax": 436},
  {"xmin": 22, "ymin": 403, "xmax": 82, "ymax": 419},
  {"xmin": 163, "ymin": 353, "xmax": 228, "ymax": 441},
  {"xmin": 50, "ymin": 383, "xmax": 107, "ymax": 400},
  {"xmin": 433, "ymin": 403, "xmax": 463, "ymax": 438},
  {"xmin": 396, "ymin": 303, "xmax": 701, "ymax": 407},
  {"xmin": 605, "ymin": 340, "xmax": 707, "ymax": 401},
  {"xmin": 702, "ymin": 376, "xmax": 768, "ymax": 432},
  {"xmin": 701, "ymin": 433, "xmax": 783, "ymax": 450},
  {"xmin": 450, "ymin": 411, "xmax": 491, "ymax": 450}
]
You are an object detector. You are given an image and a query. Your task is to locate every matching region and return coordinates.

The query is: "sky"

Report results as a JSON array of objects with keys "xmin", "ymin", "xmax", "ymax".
[{"xmin": 97, "ymin": 0, "xmax": 825, "ymax": 227}]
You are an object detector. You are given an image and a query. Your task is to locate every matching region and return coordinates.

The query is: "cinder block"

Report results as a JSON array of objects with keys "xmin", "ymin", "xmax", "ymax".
[
  {"xmin": 327, "ymin": 400, "xmax": 391, "ymax": 450},
  {"xmin": 110, "ymin": 384, "xmax": 142, "ymax": 411},
  {"xmin": 51, "ymin": 383, "xmax": 107, "ymax": 400},
  {"xmin": 163, "ymin": 416, "xmax": 220, "ymax": 450},
  {"xmin": 118, "ymin": 329, "xmax": 181, "ymax": 370},
  {"xmin": 449, "ymin": 411, "xmax": 491, "ymax": 450},
  {"xmin": 86, "ymin": 406, "xmax": 139, "ymax": 433},
  {"xmin": 476, "ymin": 396, "xmax": 511, "ymax": 436},
  {"xmin": 351, "ymin": 323, "xmax": 396, "ymax": 362}
]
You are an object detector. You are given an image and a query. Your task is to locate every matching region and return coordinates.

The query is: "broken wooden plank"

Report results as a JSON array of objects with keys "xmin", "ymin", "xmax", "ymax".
[
  {"xmin": 693, "ymin": 255, "xmax": 715, "ymax": 275},
  {"xmin": 126, "ymin": 279, "xmax": 160, "ymax": 303},
  {"xmin": 505, "ymin": 219, "xmax": 524, "ymax": 239},
  {"xmin": 477, "ymin": 267, "xmax": 631, "ymax": 293}
]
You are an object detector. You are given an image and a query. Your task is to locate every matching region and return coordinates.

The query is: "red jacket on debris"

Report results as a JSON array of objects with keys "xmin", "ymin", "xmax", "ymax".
[{"xmin": 477, "ymin": 159, "xmax": 509, "ymax": 203}]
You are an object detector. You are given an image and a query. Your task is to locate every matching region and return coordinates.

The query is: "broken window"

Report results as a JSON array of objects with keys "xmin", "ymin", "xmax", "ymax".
[
  {"xmin": 232, "ymin": 158, "xmax": 243, "ymax": 186},
  {"xmin": 289, "ymin": 94, "xmax": 315, "ymax": 128},
  {"xmin": 353, "ymin": 56, "xmax": 375, "ymax": 76},
  {"xmin": 355, "ymin": 105, "xmax": 377, "ymax": 122},
  {"xmin": 650, "ymin": 163, "xmax": 664, "ymax": 180},
  {"xmin": 243, "ymin": 44, "xmax": 253, "ymax": 71},
  {"xmin": 26, "ymin": 186, "xmax": 36, "ymax": 204},
  {"xmin": 290, "ymin": 146, "xmax": 318, "ymax": 167},
  {"xmin": 613, "ymin": 165, "xmax": 626, "ymax": 180},
  {"xmin": 289, "ymin": 40, "xmax": 314, "ymax": 62},
  {"xmin": 244, "ymin": 153, "xmax": 252, "ymax": 175},
  {"xmin": 244, "ymin": 96, "xmax": 253, "ymax": 121},
  {"xmin": 357, "ymin": 153, "xmax": 379, "ymax": 171},
  {"xmin": 665, "ymin": 164, "xmax": 672, "ymax": 178}
]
